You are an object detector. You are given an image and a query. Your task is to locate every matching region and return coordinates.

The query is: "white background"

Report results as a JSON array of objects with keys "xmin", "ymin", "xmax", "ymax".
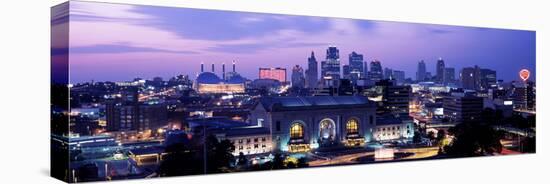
[{"xmin": 0, "ymin": 0, "xmax": 547, "ymax": 183}]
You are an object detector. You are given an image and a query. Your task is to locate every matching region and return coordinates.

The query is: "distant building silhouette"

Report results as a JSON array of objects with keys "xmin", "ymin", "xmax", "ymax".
[
  {"xmin": 368, "ymin": 60, "xmax": 383, "ymax": 82},
  {"xmin": 291, "ymin": 65, "xmax": 306, "ymax": 88},
  {"xmin": 321, "ymin": 46, "xmax": 341, "ymax": 87},
  {"xmin": 416, "ymin": 60, "xmax": 426, "ymax": 82},
  {"xmin": 436, "ymin": 58, "xmax": 445, "ymax": 83},
  {"xmin": 444, "ymin": 67, "xmax": 455, "ymax": 85},
  {"xmin": 305, "ymin": 51, "xmax": 318, "ymax": 88},
  {"xmin": 347, "ymin": 51, "xmax": 364, "ymax": 84}
]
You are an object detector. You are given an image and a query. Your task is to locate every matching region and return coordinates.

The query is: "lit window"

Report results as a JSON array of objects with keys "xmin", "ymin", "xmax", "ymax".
[
  {"xmin": 346, "ymin": 118, "xmax": 359, "ymax": 134},
  {"xmin": 290, "ymin": 123, "xmax": 304, "ymax": 139}
]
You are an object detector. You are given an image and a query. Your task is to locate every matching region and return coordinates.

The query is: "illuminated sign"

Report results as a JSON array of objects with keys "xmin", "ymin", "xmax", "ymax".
[
  {"xmin": 519, "ymin": 69, "xmax": 530, "ymax": 81},
  {"xmin": 259, "ymin": 68, "xmax": 287, "ymax": 82},
  {"xmin": 504, "ymin": 101, "xmax": 513, "ymax": 105}
]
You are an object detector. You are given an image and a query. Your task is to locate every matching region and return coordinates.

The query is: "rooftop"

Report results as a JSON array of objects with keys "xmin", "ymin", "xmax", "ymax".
[
  {"xmin": 258, "ymin": 96, "xmax": 375, "ymax": 111},
  {"xmin": 218, "ymin": 127, "xmax": 270, "ymax": 137}
]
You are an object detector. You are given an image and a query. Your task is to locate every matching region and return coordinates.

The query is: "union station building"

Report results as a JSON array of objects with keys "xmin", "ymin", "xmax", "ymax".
[{"xmin": 250, "ymin": 96, "xmax": 382, "ymax": 153}]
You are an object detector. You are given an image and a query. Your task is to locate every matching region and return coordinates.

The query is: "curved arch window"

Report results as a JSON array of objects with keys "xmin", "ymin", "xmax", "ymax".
[
  {"xmin": 346, "ymin": 118, "xmax": 359, "ymax": 134},
  {"xmin": 319, "ymin": 119, "xmax": 336, "ymax": 140},
  {"xmin": 290, "ymin": 123, "xmax": 304, "ymax": 139}
]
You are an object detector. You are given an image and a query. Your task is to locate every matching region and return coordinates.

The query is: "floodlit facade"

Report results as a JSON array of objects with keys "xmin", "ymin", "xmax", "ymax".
[
  {"xmin": 195, "ymin": 63, "xmax": 246, "ymax": 94},
  {"xmin": 215, "ymin": 127, "xmax": 273, "ymax": 156},
  {"xmin": 259, "ymin": 67, "xmax": 287, "ymax": 83},
  {"xmin": 373, "ymin": 116, "xmax": 414, "ymax": 142},
  {"xmin": 250, "ymin": 96, "xmax": 377, "ymax": 153}
]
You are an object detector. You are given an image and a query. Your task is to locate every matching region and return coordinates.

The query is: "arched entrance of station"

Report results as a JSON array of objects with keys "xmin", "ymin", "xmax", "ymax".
[
  {"xmin": 318, "ymin": 118, "xmax": 336, "ymax": 147},
  {"xmin": 344, "ymin": 117, "xmax": 365, "ymax": 146},
  {"xmin": 288, "ymin": 121, "xmax": 309, "ymax": 152}
]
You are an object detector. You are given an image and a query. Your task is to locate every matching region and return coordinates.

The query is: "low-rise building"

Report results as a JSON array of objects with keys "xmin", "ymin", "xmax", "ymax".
[
  {"xmin": 373, "ymin": 115, "xmax": 414, "ymax": 142},
  {"xmin": 214, "ymin": 127, "xmax": 272, "ymax": 156}
]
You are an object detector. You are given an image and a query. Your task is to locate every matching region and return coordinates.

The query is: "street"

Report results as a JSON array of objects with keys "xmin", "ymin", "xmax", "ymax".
[{"xmin": 309, "ymin": 146, "xmax": 439, "ymax": 166}]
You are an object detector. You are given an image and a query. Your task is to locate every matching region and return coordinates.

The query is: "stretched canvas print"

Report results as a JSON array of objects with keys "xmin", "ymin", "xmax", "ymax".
[{"xmin": 51, "ymin": 1, "xmax": 536, "ymax": 183}]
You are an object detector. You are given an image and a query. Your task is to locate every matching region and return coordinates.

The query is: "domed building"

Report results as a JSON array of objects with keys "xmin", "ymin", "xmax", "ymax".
[
  {"xmin": 194, "ymin": 62, "xmax": 245, "ymax": 94},
  {"xmin": 196, "ymin": 72, "xmax": 222, "ymax": 84}
]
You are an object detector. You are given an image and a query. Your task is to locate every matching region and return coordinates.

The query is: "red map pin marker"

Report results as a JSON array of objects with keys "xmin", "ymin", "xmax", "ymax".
[{"xmin": 519, "ymin": 69, "xmax": 530, "ymax": 81}]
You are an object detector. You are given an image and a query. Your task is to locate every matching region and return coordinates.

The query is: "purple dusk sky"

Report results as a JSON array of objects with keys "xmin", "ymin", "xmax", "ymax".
[{"xmin": 52, "ymin": 1, "xmax": 536, "ymax": 83}]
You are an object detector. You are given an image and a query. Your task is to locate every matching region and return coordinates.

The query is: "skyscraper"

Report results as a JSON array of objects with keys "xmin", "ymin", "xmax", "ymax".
[
  {"xmin": 305, "ymin": 51, "xmax": 318, "ymax": 88},
  {"xmin": 392, "ymin": 70, "xmax": 405, "ymax": 84},
  {"xmin": 291, "ymin": 65, "xmax": 306, "ymax": 88},
  {"xmin": 364, "ymin": 61, "xmax": 369, "ymax": 78},
  {"xmin": 436, "ymin": 58, "xmax": 445, "ymax": 83},
  {"xmin": 376, "ymin": 80, "xmax": 411, "ymax": 116},
  {"xmin": 321, "ymin": 46, "xmax": 341, "ymax": 87},
  {"xmin": 222, "ymin": 62, "xmax": 226, "ymax": 80},
  {"xmin": 479, "ymin": 68, "xmax": 497, "ymax": 90},
  {"xmin": 512, "ymin": 81, "xmax": 535, "ymax": 111},
  {"xmin": 348, "ymin": 52, "xmax": 364, "ymax": 84},
  {"xmin": 368, "ymin": 60, "xmax": 383, "ymax": 82},
  {"xmin": 460, "ymin": 66, "xmax": 480, "ymax": 90},
  {"xmin": 343, "ymin": 65, "xmax": 351, "ymax": 79},
  {"xmin": 416, "ymin": 60, "xmax": 426, "ymax": 82},
  {"xmin": 443, "ymin": 93, "xmax": 483, "ymax": 123},
  {"xmin": 384, "ymin": 67, "xmax": 393, "ymax": 80},
  {"xmin": 444, "ymin": 67, "xmax": 455, "ymax": 85}
]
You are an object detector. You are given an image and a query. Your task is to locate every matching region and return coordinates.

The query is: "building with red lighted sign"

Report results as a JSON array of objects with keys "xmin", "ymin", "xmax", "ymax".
[{"xmin": 259, "ymin": 67, "xmax": 287, "ymax": 83}]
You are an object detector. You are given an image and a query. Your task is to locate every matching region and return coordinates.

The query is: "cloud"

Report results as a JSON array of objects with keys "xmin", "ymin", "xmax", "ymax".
[
  {"xmin": 63, "ymin": 1, "xmax": 535, "ymax": 83},
  {"xmin": 130, "ymin": 5, "xmax": 331, "ymax": 41},
  {"xmin": 70, "ymin": 44, "xmax": 199, "ymax": 54},
  {"xmin": 67, "ymin": 1, "xmax": 332, "ymax": 56},
  {"xmin": 70, "ymin": 1, "xmax": 155, "ymax": 20}
]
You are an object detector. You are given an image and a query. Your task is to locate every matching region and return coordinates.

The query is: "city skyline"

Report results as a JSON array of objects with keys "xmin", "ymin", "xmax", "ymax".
[
  {"xmin": 52, "ymin": 1, "xmax": 535, "ymax": 83},
  {"xmin": 51, "ymin": 2, "xmax": 536, "ymax": 182}
]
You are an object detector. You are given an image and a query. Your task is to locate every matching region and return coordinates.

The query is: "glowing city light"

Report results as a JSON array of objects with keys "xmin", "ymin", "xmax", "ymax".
[{"xmin": 519, "ymin": 69, "xmax": 530, "ymax": 81}]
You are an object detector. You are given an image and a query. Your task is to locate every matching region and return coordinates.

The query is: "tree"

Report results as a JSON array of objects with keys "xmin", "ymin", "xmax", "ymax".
[
  {"xmin": 158, "ymin": 143, "xmax": 202, "ymax": 176},
  {"xmin": 413, "ymin": 131, "xmax": 422, "ymax": 143},
  {"xmin": 445, "ymin": 123, "xmax": 503, "ymax": 157},
  {"xmin": 521, "ymin": 136, "xmax": 536, "ymax": 153},
  {"xmin": 506, "ymin": 115, "xmax": 528, "ymax": 129},
  {"xmin": 494, "ymin": 109, "xmax": 504, "ymax": 125},
  {"xmin": 480, "ymin": 108, "xmax": 496, "ymax": 125},
  {"xmin": 526, "ymin": 115, "xmax": 536, "ymax": 128},
  {"xmin": 297, "ymin": 157, "xmax": 309, "ymax": 168},
  {"xmin": 206, "ymin": 135, "xmax": 235, "ymax": 173},
  {"xmin": 272, "ymin": 153, "xmax": 285, "ymax": 170},
  {"xmin": 237, "ymin": 152, "xmax": 248, "ymax": 166},
  {"xmin": 436, "ymin": 130, "xmax": 446, "ymax": 142},
  {"xmin": 286, "ymin": 161, "xmax": 297, "ymax": 168}
]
